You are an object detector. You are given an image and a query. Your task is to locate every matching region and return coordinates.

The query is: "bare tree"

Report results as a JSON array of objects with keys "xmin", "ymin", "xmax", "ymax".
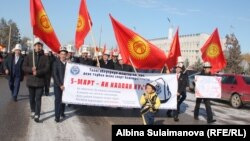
[
  {"xmin": 191, "ymin": 58, "xmax": 203, "ymax": 72},
  {"xmin": 0, "ymin": 18, "xmax": 21, "ymax": 51},
  {"xmin": 224, "ymin": 34, "xmax": 243, "ymax": 74}
]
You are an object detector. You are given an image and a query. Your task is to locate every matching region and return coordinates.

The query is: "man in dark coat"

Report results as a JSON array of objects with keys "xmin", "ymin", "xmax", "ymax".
[
  {"xmin": 44, "ymin": 49, "xmax": 56, "ymax": 96},
  {"xmin": 194, "ymin": 62, "xmax": 216, "ymax": 124},
  {"xmin": 99, "ymin": 50, "xmax": 114, "ymax": 69},
  {"xmin": 79, "ymin": 48, "xmax": 93, "ymax": 66},
  {"xmin": 166, "ymin": 63, "xmax": 188, "ymax": 122},
  {"xmin": 22, "ymin": 39, "xmax": 49, "ymax": 122},
  {"xmin": 53, "ymin": 47, "xmax": 68, "ymax": 123},
  {"xmin": 66, "ymin": 45, "xmax": 79, "ymax": 63},
  {"xmin": 4, "ymin": 44, "xmax": 24, "ymax": 101},
  {"xmin": 114, "ymin": 54, "xmax": 133, "ymax": 72}
]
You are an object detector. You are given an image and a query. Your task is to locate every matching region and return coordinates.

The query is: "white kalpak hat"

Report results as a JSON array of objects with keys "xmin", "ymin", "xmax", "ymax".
[
  {"xmin": 113, "ymin": 51, "xmax": 119, "ymax": 56},
  {"xmin": 13, "ymin": 44, "xmax": 22, "ymax": 51},
  {"xmin": 103, "ymin": 50, "xmax": 110, "ymax": 55},
  {"xmin": 177, "ymin": 56, "xmax": 184, "ymax": 63},
  {"xmin": 34, "ymin": 38, "xmax": 43, "ymax": 46},
  {"xmin": 118, "ymin": 54, "xmax": 122, "ymax": 60},
  {"xmin": 203, "ymin": 62, "xmax": 212, "ymax": 68},
  {"xmin": 67, "ymin": 44, "xmax": 75, "ymax": 53},
  {"xmin": 94, "ymin": 52, "xmax": 98, "ymax": 57},
  {"xmin": 98, "ymin": 52, "xmax": 103, "ymax": 56},
  {"xmin": 81, "ymin": 48, "xmax": 88, "ymax": 54}
]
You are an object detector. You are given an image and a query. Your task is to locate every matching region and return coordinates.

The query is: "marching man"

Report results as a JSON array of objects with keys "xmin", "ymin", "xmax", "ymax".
[
  {"xmin": 53, "ymin": 47, "xmax": 68, "ymax": 123},
  {"xmin": 4, "ymin": 44, "xmax": 24, "ymax": 102},
  {"xmin": 194, "ymin": 62, "xmax": 216, "ymax": 124},
  {"xmin": 23, "ymin": 38, "xmax": 49, "ymax": 122}
]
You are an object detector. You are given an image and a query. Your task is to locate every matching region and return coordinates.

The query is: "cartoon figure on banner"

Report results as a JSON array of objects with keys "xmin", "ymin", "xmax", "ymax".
[{"xmin": 154, "ymin": 78, "xmax": 172, "ymax": 104}]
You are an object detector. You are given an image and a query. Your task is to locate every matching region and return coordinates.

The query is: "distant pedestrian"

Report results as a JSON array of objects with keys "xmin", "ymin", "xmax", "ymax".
[
  {"xmin": 4, "ymin": 44, "xmax": 24, "ymax": 102},
  {"xmin": 22, "ymin": 38, "xmax": 49, "ymax": 122},
  {"xmin": 194, "ymin": 62, "xmax": 216, "ymax": 124},
  {"xmin": 140, "ymin": 82, "xmax": 161, "ymax": 125}
]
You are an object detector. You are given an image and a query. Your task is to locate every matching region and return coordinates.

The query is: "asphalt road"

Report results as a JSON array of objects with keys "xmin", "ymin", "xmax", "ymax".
[{"xmin": 0, "ymin": 77, "xmax": 250, "ymax": 141}]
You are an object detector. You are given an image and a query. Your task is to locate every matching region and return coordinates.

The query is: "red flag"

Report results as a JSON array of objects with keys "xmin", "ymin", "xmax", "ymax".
[
  {"xmin": 75, "ymin": 0, "xmax": 92, "ymax": 50},
  {"xmin": 166, "ymin": 29, "xmax": 181, "ymax": 70},
  {"xmin": 110, "ymin": 15, "xmax": 167, "ymax": 70},
  {"xmin": 201, "ymin": 28, "xmax": 227, "ymax": 73},
  {"xmin": 30, "ymin": 0, "xmax": 60, "ymax": 52}
]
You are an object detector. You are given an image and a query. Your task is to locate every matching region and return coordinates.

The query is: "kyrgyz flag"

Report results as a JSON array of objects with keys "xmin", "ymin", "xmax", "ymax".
[
  {"xmin": 201, "ymin": 28, "xmax": 226, "ymax": 73},
  {"xmin": 75, "ymin": 0, "xmax": 92, "ymax": 50},
  {"xmin": 30, "ymin": 0, "xmax": 60, "ymax": 52},
  {"xmin": 110, "ymin": 15, "xmax": 167, "ymax": 70},
  {"xmin": 166, "ymin": 28, "xmax": 181, "ymax": 70}
]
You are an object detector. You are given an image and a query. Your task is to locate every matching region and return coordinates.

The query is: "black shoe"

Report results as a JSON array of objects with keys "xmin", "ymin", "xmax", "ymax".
[
  {"xmin": 194, "ymin": 117, "xmax": 199, "ymax": 120},
  {"xmin": 55, "ymin": 118, "xmax": 60, "ymax": 123},
  {"xmin": 61, "ymin": 114, "xmax": 65, "ymax": 118},
  {"xmin": 174, "ymin": 117, "xmax": 179, "ymax": 122},
  {"xmin": 13, "ymin": 96, "xmax": 17, "ymax": 102},
  {"xmin": 207, "ymin": 119, "xmax": 216, "ymax": 124},
  {"xmin": 34, "ymin": 116, "xmax": 39, "ymax": 123},
  {"xmin": 166, "ymin": 111, "xmax": 172, "ymax": 117}
]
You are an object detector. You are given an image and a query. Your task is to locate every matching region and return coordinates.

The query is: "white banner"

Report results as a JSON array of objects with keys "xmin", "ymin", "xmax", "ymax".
[
  {"xmin": 62, "ymin": 63, "xmax": 177, "ymax": 109},
  {"xmin": 195, "ymin": 76, "xmax": 222, "ymax": 98}
]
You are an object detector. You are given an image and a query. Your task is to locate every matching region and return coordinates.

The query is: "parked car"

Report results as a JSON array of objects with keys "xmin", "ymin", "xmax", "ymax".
[{"xmin": 218, "ymin": 74, "xmax": 250, "ymax": 108}]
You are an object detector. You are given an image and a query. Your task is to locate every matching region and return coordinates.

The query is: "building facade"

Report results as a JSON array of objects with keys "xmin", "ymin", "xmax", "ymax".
[{"xmin": 149, "ymin": 31, "xmax": 226, "ymax": 66}]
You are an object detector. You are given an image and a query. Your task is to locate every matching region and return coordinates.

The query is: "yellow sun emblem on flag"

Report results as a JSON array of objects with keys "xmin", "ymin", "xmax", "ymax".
[
  {"xmin": 128, "ymin": 36, "xmax": 150, "ymax": 60},
  {"xmin": 77, "ymin": 15, "xmax": 85, "ymax": 32},
  {"xmin": 37, "ymin": 10, "xmax": 53, "ymax": 33},
  {"xmin": 206, "ymin": 43, "xmax": 220, "ymax": 58}
]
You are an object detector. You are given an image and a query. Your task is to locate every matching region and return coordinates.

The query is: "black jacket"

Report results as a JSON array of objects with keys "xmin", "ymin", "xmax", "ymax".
[
  {"xmin": 68, "ymin": 56, "xmax": 79, "ymax": 63},
  {"xmin": 114, "ymin": 63, "xmax": 134, "ymax": 72},
  {"xmin": 177, "ymin": 72, "xmax": 188, "ymax": 93},
  {"xmin": 100, "ymin": 60, "xmax": 114, "ymax": 70},
  {"xmin": 4, "ymin": 54, "xmax": 24, "ymax": 81},
  {"xmin": 53, "ymin": 59, "xmax": 66, "ymax": 87},
  {"xmin": 79, "ymin": 57, "xmax": 94, "ymax": 66},
  {"xmin": 22, "ymin": 52, "xmax": 49, "ymax": 87}
]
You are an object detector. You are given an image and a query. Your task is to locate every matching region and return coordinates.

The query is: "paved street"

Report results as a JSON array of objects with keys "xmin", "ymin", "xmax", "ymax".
[{"xmin": 0, "ymin": 77, "xmax": 250, "ymax": 141}]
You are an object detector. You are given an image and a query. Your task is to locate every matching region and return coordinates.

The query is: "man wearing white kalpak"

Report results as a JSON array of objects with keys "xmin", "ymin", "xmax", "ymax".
[
  {"xmin": 53, "ymin": 47, "xmax": 68, "ymax": 123},
  {"xmin": 194, "ymin": 62, "xmax": 216, "ymax": 124},
  {"xmin": 23, "ymin": 38, "xmax": 49, "ymax": 122},
  {"xmin": 4, "ymin": 44, "xmax": 24, "ymax": 102}
]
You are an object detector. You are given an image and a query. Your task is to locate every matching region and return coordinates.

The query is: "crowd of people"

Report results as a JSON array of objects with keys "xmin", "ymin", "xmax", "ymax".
[{"xmin": 0, "ymin": 39, "xmax": 216, "ymax": 124}]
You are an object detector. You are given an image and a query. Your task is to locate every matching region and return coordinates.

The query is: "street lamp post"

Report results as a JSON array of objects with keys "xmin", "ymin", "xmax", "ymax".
[{"xmin": 7, "ymin": 24, "xmax": 12, "ymax": 53}]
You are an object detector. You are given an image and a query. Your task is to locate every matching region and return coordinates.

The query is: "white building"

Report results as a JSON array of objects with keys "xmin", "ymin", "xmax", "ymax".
[{"xmin": 149, "ymin": 28, "xmax": 226, "ymax": 66}]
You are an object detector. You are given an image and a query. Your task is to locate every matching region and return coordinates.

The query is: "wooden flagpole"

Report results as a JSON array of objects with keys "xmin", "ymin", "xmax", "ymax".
[
  {"xmin": 32, "ymin": 35, "xmax": 35, "ymax": 67},
  {"xmin": 128, "ymin": 57, "xmax": 139, "ymax": 76},
  {"xmin": 88, "ymin": 19, "xmax": 100, "ymax": 67}
]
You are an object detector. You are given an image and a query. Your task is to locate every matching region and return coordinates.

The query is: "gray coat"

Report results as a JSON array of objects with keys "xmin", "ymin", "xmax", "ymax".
[{"xmin": 22, "ymin": 52, "xmax": 49, "ymax": 87}]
